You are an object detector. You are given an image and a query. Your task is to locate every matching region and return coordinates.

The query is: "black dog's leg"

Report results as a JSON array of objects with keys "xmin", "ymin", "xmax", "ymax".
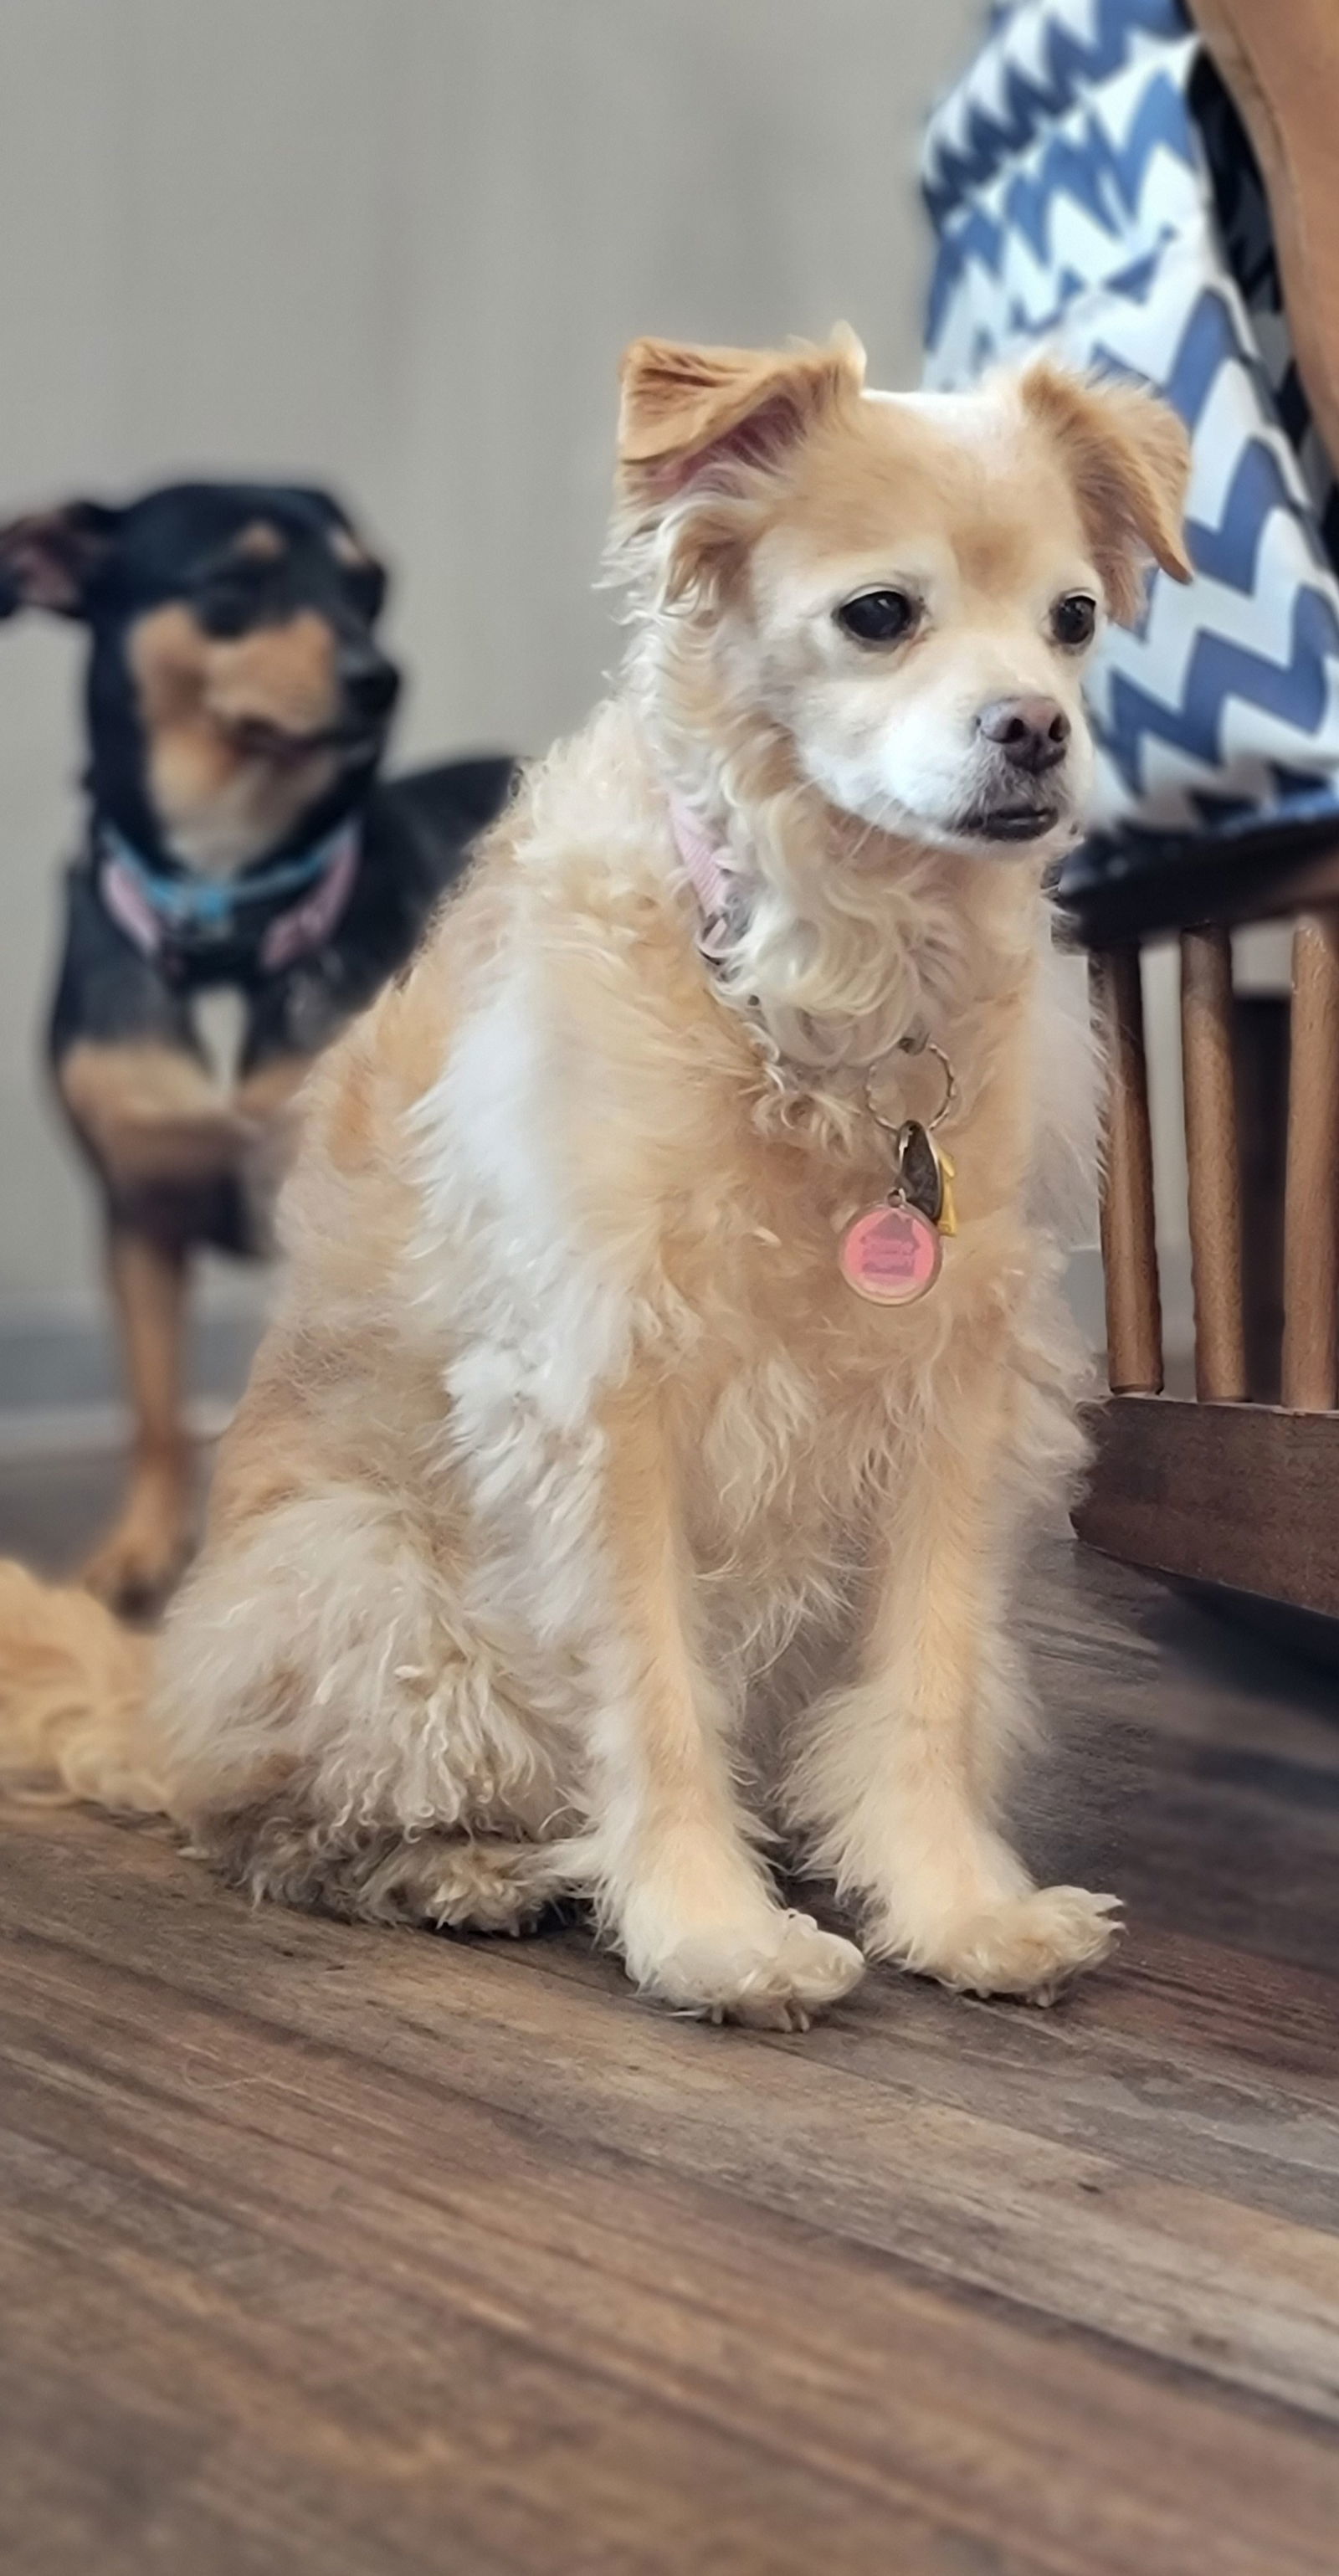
[{"xmin": 83, "ymin": 1222, "xmax": 195, "ymax": 1613}]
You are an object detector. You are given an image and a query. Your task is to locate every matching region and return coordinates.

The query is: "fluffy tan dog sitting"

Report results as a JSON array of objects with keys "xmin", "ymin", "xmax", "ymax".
[{"xmin": 0, "ymin": 330, "xmax": 1189, "ymax": 2028}]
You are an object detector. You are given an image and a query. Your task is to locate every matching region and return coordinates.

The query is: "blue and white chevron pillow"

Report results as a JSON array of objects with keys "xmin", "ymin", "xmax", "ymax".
[{"xmin": 922, "ymin": 0, "xmax": 1339, "ymax": 882}]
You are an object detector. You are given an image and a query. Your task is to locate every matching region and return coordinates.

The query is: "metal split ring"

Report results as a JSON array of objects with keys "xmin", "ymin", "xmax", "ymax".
[{"xmin": 864, "ymin": 1037, "xmax": 957, "ymax": 1139}]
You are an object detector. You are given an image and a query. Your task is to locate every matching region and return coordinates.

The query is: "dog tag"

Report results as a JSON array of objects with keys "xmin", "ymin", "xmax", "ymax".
[
  {"xmin": 839, "ymin": 1116, "xmax": 958, "ymax": 1304},
  {"xmin": 899, "ymin": 1121, "xmax": 943, "ymax": 1224},
  {"xmin": 839, "ymin": 1198, "xmax": 942, "ymax": 1304},
  {"xmin": 936, "ymin": 1150, "xmax": 957, "ymax": 1237},
  {"xmin": 897, "ymin": 1117, "xmax": 957, "ymax": 1239}
]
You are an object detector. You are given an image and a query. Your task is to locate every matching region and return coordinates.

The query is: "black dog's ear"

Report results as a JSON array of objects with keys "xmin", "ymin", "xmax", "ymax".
[{"xmin": 0, "ymin": 500, "xmax": 121, "ymax": 621}]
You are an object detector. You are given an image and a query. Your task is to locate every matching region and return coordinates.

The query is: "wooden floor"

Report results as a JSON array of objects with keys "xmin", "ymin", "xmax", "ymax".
[{"xmin": 3, "ymin": 1455, "xmax": 1339, "ymax": 2575}]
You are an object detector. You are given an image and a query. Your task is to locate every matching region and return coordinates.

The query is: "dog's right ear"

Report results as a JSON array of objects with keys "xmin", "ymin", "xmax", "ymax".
[
  {"xmin": 0, "ymin": 500, "xmax": 121, "ymax": 621},
  {"xmin": 618, "ymin": 329, "xmax": 865, "ymax": 508},
  {"xmin": 614, "ymin": 330, "xmax": 864, "ymax": 602}
]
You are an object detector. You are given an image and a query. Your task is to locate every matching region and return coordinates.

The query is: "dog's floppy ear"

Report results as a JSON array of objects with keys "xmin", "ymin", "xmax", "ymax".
[
  {"xmin": 618, "ymin": 327, "xmax": 866, "ymax": 507},
  {"xmin": 0, "ymin": 500, "xmax": 121, "ymax": 621},
  {"xmin": 1020, "ymin": 362, "xmax": 1192, "ymax": 625},
  {"xmin": 614, "ymin": 328, "xmax": 865, "ymax": 602}
]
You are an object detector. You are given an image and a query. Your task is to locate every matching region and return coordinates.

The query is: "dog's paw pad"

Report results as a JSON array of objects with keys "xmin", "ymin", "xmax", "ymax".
[
  {"xmin": 645, "ymin": 1911, "xmax": 865, "ymax": 2029},
  {"xmin": 891, "ymin": 1885, "xmax": 1121, "ymax": 2004}
]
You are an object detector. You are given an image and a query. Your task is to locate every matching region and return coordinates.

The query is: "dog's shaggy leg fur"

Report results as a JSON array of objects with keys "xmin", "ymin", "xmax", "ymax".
[
  {"xmin": 786, "ymin": 1310, "xmax": 1119, "ymax": 2004},
  {"xmin": 0, "ymin": 1560, "xmax": 164, "ymax": 1810},
  {"xmin": 192, "ymin": 1791, "xmax": 574, "ymax": 1934},
  {"xmin": 586, "ymin": 1388, "xmax": 865, "ymax": 2029}
]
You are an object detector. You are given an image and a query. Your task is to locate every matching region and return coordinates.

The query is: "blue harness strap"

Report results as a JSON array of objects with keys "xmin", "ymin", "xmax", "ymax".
[
  {"xmin": 98, "ymin": 815, "xmax": 362, "ymax": 974},
  {"xmin": 102, "ymin": 820, "xmax": 345, "ymax": 931}
]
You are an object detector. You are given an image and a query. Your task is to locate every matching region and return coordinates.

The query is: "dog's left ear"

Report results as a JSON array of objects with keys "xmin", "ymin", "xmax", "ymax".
[
  {"xmin": 0, "ymin": 500, "xmax": 122, "ymax": 621},
  {"xmin": 1020, "ymin": 363, "xmax": 1193, "ymax": 625}
]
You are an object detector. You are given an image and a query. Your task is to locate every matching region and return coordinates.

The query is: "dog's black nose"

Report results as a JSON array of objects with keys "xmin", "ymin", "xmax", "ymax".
[
  {"xmin": 977, "ymin": 695, "xmax": 1070, "ymax": 774},
  {"xmin": 341, "ymin": 645, "xmax": 400, "ymax": 722}
]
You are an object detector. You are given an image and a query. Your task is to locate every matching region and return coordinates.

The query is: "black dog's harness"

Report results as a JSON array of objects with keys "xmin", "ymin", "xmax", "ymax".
[{"xmin": 96, "ymin": 813, "xmax": 362, "ymax": 984}]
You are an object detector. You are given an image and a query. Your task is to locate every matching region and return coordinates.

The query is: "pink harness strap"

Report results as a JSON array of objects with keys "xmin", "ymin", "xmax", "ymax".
[
  {"xmin": 100, "ymin": 853, "xmax": 164, "ymax": 958},
  {"xmin": 669, "ymin": 796, "xmax": 741, "ymax": 962},
  {"xmin": 259, "ymin": 830, "xmax": 360, "ymax": 970}
]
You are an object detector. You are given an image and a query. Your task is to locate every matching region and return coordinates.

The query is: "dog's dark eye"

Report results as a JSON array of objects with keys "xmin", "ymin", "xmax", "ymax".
[
  {"xmin": 834, "ymin": 588, "xmax": 919, "ymax": 646},
  {"xmin": 194, "ymin": 562, "xmax": 268, "ymax": 639},
  {"xmin": 1052, "ymin": 593, "xmax": 1097, "ymax": 649},
  {"xmin": 196, "ymin": 583, "xmax": 253, "ymax": 639}
]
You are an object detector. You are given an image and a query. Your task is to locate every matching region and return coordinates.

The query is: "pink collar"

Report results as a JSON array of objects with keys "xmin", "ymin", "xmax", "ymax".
[
  {"xmin": 669, "ymin": 794, "xmax": 935, "ymax": 1085},
  {"xmin": 669, "ymin": 796, "xmax": 746, "ymax": 962}
]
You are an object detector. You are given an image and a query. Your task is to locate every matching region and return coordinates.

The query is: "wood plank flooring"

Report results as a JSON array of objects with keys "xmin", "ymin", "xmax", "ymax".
[{"xmin": 2, "ymin": 1453, "xmax": 1338, "ymax": 2574}]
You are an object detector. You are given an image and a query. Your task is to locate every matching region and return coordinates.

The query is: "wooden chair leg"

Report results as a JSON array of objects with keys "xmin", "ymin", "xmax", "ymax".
[
  {"xmin": 1090, "ymin": 947, "xmax": 1163, "ymax": 1394},
  {"xmin": 1282, "ymin": 911, "xmax": 1339, "ymax": 1410},
  {"xmin": 1180, "ymin": 926, "xmax": 1247, "ymax": 1401}
]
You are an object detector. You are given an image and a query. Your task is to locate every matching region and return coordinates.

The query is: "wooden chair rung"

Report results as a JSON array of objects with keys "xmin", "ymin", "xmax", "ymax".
[
  {"xmin": 1282, "ymin": 911, "xmax": 1339, "ymax": 1411},
  {"xmin": 1179, "ymin": 926, "xmax": 1247, "ymax": 1402},
  {"xmin": 1090, "ymin": 947, "xmax": 1162, "ymax": 1395}
]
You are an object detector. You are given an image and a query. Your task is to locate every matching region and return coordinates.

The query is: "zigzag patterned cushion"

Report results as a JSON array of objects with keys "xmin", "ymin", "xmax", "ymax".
[{"xmin": 921, "ymin": 0, "xmax": 1339, "ymax": 894}]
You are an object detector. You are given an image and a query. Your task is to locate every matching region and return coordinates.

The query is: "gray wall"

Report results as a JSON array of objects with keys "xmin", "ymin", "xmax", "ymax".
[{"xmin": 0, "ymin": 0, "xmax": 978, "ymax": 1401}]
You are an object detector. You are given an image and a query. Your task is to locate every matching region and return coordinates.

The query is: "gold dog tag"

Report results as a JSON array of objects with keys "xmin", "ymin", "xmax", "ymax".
[{"xmin": 936, "ymin": 1148, "xmax": 957, "ymax": 1237}]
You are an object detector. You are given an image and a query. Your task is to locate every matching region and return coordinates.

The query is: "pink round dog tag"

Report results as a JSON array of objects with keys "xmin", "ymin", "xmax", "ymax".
[{"xmin": 839, "ymin": 1200, "xmax": 941, "ymax": 1304}]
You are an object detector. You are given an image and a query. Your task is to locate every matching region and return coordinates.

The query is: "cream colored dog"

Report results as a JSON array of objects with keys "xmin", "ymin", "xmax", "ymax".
[{"xmin": 0, "ymin": 330, "xmax": 1189, "ymax": 2029}]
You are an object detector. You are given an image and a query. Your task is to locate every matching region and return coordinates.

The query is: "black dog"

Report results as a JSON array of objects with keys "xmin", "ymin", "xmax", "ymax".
[{"xmin": 0, "ymin": 485, "xmax": 514, "ymax": 1609}]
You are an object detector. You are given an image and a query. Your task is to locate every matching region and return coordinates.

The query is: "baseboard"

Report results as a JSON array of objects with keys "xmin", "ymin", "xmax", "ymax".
[
  {"xmin": 0, "ymin": 1394, "xmax": 237, "ymax": 1461},
  {"xmin": 0, "ymin": 1283, "xmax": 264, "ymax": 1459}
]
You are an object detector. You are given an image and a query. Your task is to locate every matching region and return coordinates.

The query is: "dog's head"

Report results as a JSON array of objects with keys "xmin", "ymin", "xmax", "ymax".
[
  {"xmin": 0, "ymin": 483, "xmax": 399, "ymax": 870},
  {"xmin": 614, "ymin": 330, "xmax": 1190, "ymax": 860}
]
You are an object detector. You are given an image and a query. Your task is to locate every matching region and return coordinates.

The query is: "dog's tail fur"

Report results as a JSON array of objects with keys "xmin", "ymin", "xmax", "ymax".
[{"xmin": 0, "ymin": 1560, "xmax": 166, "ymax": 1812}]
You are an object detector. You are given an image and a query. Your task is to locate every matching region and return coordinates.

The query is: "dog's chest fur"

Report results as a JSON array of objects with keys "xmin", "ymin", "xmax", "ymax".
[
  {"xmin": 392, "ymin": 859, "xmax": 1039, "ymax": 1687},
  {"xmin": 654, "ymin": 1061, "xmax": 1021, "ymax": 1653}
]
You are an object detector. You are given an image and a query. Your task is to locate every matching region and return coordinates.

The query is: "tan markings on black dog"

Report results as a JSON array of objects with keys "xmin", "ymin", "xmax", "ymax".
[
  {"xmin": 129, "ymin": 603, "xmax": 342, "ymax": 870},
  {"xmin": 59, "ymin": 1039, "xmax": 252, "ymax": 1189},
  {"xmin": 233, "ymin": 1052, "xmax": 312, "ymax": 1130},
  {"xmin": 80, "ymin": 1229, "xmax": 195, "ymax": 1610},
  {"xmin": 212, "ymin": 613, "xmax": 341, "ymax": 738},
  {"xmin": 58, "ymin": 1042, "xmax": 316, "ymax": 1609},
  {"xmin": 329, "ymin": 526, "xmax": 373, "ymax": 571},
  {"xmin": 130, "ymin": 600, "xmax": 341, "ymax": 741},
  {"xmin": 233, "ymin": 520, "xmax": 286, "ymax": 561},
  {"xmin": 232, "ymin": 1053, "xmax": 316, "ymax": 1218}
]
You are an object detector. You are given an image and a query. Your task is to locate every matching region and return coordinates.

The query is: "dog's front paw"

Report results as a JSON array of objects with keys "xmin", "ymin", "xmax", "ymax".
[
  {"xmin": 81, "ymin": 1470, "xmax": 193, "ymax": 1616},
  {"xmin": 875, "ymin": 1885, "xmax": 1121, "ymax": 2004},
  {"xmin": 638, "ymin": 1909, "xmax": 866, "ymax": 2031}
]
